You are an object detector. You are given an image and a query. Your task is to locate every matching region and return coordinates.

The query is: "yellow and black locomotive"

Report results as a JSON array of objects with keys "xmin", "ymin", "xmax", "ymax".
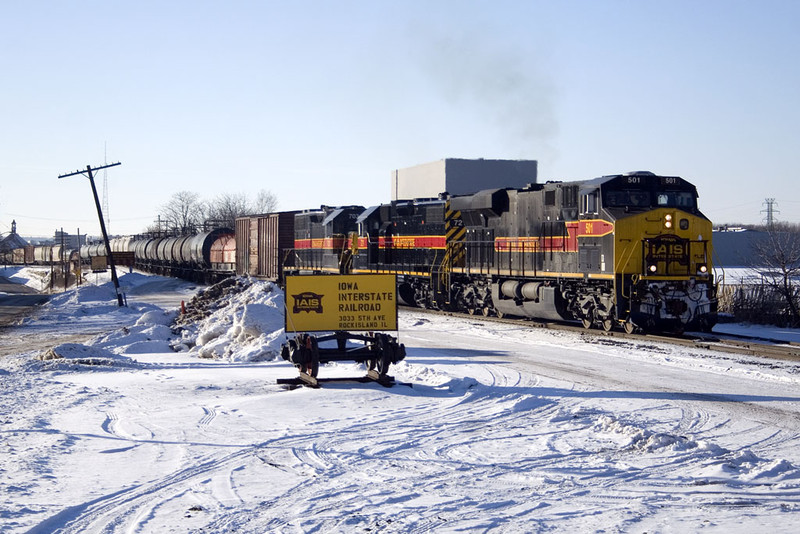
[{"xmin": 288, "ymin": 171, "xmax": 717, "ymax": 333}]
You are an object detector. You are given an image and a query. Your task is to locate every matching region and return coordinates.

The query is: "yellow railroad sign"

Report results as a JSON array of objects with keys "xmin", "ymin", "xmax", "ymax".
[{"xmin": 284, "ymin": 274, "xmax": 398, "ymax": 333}]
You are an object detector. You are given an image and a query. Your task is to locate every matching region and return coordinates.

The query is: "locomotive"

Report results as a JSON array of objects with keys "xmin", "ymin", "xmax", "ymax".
[{"xmin": 286, "ymin": 171, "xmax": 717, "ymax": 333}]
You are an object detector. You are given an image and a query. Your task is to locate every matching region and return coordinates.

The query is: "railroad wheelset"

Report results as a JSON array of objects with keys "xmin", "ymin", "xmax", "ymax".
[
  {"xmin": 282, "ymin": 333, "xmax": 320, "ymax": 378},
  {"xmin": 281, "ymin": 331, "xmax": 406, "ymax": 387}
]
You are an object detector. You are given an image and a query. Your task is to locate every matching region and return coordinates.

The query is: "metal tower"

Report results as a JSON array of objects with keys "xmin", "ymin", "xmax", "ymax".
[{"xmin": 761, "ymin": 198, "xmax": 779, "ymax": 230}]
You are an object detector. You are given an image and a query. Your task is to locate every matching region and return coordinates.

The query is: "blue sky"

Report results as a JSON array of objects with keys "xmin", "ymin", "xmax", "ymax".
[{"xmin": 2, "ymin": 0, "xmax": 799, "ymax": 237}]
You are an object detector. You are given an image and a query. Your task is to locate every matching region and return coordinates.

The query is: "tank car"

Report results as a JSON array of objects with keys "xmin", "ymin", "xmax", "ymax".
[
  {"xmin": 128, "ymin": 228, "xmax": 234, "ymax": 282},
  {"xmin": 210, "ymin": 233, "xmax": 236, "ymax": 273},
  {"xmin": 33, "ymin": 244, "xmax": 66, "ymax": 264},
  {"xmin": 78, "ymin": 229, "xmax": 235, "ymax": 283},
  {"xmin": 11, "ymin": 245, "xmax": 33, "ymax": 264}
]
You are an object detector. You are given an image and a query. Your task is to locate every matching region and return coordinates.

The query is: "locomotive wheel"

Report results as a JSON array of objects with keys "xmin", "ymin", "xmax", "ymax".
[
  {"xmin": 481, "ymin": 306, "xmax": 491, "ymax": 317},
  {"xmin": 581, "ymin": 307, "xmax": 594, "ymax": 329},
  {"xmin": 623, "ymin": 319, "xmax": 636, "ymax": 334},
  {"xmin": 601, "ymin": 318, "xmax": 614, "ymax": 332},
  {"xmin": 467, "ymin": 307, "xmax": 476, "ymax": 315}
]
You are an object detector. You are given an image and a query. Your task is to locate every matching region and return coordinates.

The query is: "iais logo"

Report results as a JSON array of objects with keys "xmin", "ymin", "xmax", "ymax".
[{"xmin": 292, "ymin": 292, "xmax": 324, "ymax": 314}]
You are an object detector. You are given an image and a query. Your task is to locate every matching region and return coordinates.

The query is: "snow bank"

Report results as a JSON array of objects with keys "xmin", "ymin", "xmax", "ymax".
[
  {"xmin": 17, "ymin": 271, "xmax": 166, "ymax": 328},
  {"xmin": 29, "ymin": 275, "xmax": 288, "ymax": 363},
  {"xmin": 392, "ymin": 360, "xmax": 478, "ymax": 392},
  {"xmin": 172, "ymin": 277, "xmax": 286, "ymax": 361},
  {"xmin": 4, "ymin": 266, "xmax": 45, "ymax": 290},
  {"xmin": 38, "ymin": 342, "xmax": 138, "ymax": 368}
]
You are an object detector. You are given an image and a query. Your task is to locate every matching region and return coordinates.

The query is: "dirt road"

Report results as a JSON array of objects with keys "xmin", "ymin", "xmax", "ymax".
[{"xmin": 0, "ymin": 275, "xmax": 49, "ymax": 327}]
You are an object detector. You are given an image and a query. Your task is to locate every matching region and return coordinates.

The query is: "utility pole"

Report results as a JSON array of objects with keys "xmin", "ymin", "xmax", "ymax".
[
  {"xmin": 61, "ymin": 227, "xmax": 66, "ymax": 292},
  {"xmin": 103, "ymin": 142, "xmax": 110, "ymax": 232},
  {"xmin": 77, "ymin": 227, "xmax": 82, "ymax": 286},
  {"xmin": 58, "ymin": 162, "xmax": 125, "ymax": 307}
]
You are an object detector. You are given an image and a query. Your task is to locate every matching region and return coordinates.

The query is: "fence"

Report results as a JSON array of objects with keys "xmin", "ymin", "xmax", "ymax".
[{"xmin": 718, "ymin": 282, "xmax": 800, "ymax": 326}]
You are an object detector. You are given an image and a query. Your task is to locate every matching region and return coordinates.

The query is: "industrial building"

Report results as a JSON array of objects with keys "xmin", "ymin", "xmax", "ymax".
[{"xmin": 391, "ymin": 158, "xmax": 538, "ymax": 201}]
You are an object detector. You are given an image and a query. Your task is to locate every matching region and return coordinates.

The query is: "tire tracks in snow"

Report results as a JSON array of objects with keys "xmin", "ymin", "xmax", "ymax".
[
  {"xmin": 203, "ymin": 374, "xmax": 569, "ymax": 532},
  {"xmin": 25, "ymin": 439, "xmax": 268, "ymax": 534}
]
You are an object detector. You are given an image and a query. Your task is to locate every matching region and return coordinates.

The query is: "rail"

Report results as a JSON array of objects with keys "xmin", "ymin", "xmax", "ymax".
[{"xmin": 402, "ymin": 305, "xmax": 800, "ymax": 362}]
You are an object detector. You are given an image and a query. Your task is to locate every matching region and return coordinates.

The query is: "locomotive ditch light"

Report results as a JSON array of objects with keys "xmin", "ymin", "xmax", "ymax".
[
  {"xmin": 697, "ymin": 264, "xmax": 708, "ymax": 274},
  {"xmin": 664, "ymin": 213, "xmax": 673, "ymax": 229},
  {"xmin": 648, "ymin": 264, "xmax": 658, "ymax": 273}
]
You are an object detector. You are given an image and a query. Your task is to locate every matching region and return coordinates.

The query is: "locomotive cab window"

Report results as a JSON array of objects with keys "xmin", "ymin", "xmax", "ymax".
[
  {"xmin": 603, "ymin": 189, "xmax": 652, "ymax": 209},
  {"xmin": 656, "ymin": 191, "xmax": 696, "ymax": 209}
]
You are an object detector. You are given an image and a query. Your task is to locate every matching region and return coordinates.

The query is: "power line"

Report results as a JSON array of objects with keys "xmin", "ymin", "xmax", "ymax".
[{"xmin": 3, "ymin": 212, "xmax": 154, "ymax": 222}]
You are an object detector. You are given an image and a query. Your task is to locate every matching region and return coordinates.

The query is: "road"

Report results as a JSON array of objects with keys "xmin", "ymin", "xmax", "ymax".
[
  {"xmin": 398, "ymin": 311, "xmax": 800, "ymax": 459},
  {"xmin": 3, "ymin": 284, "xmax": 800, "ymax": 532},
  {"xmin": 0, "ymin": 275, "xmax": 49, "ymax": 327}
]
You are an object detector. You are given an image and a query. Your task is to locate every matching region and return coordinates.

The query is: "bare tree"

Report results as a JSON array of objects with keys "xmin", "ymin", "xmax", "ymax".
[
  {"xmin": 155, "ymin": 189, "xmax": 278, "ymax": 234},
  {"xmin": 751, "ymin": 227, "xmax": 800, "ymax": 326},
  {"xmin": 206, "ymin": 192, "xmax": 251, "ymax": 229},
  {"xmin": 160, "ymin": 191, "xmax": 206, "ymax": 234},
  {"xmin": 206, "ymin": 190, "xmax": 278, "ymax": 228},
  {"xmin": 253, "ymin": 189, "xmax": 278, "ymax": 214}
]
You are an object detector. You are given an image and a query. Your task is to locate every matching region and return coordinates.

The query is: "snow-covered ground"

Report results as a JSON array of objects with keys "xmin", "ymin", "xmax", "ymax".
[{"xmin": 2, "ymin": 268, "xmax": 800, "ymax": 533}]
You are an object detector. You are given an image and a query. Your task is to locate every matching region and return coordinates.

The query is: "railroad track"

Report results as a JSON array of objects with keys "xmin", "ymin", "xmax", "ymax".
[{"xmin": 399, "ymin": 306, "xmax": 800, "ymax": 363}]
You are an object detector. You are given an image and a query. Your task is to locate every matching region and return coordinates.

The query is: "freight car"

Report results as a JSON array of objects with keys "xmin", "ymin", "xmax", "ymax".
[
  {"xmin": 78, "ymin": 229, "xmax": 235, "ymax": 283},
  {"xmin": 235, "ymin": 211, "xmax": 297, "ymax": 279},
  {"xmin": 286, "ymin": 171, "xmax": 717, "ymax": 334},
  {"xmin": 1, "ymin": 243, "xmax": 81, "ymax": 275},
  {"xmin": 129, "ymin": 228, "xmax": 235, "ymax": 283}
]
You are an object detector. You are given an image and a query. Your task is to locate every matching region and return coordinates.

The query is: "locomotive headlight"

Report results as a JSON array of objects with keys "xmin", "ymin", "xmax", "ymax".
[
  {"xmin": 649, "ymin": 264, "xmax": 658, "ymax": 273},
  {"xmin": 664, "ymin": 214, "xmax": 673, "ymax": 229}
]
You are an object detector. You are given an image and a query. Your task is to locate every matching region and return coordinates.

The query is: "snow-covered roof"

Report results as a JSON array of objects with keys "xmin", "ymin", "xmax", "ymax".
[{"xmin": 0, "ymin": 232, "xmax": 29, "ymax": 252}]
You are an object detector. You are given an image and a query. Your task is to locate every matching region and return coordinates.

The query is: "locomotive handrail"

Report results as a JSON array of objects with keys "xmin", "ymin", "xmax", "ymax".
[{"xmin": 618, "ymin": 240, "xmax": 641, "ymax": 299}]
